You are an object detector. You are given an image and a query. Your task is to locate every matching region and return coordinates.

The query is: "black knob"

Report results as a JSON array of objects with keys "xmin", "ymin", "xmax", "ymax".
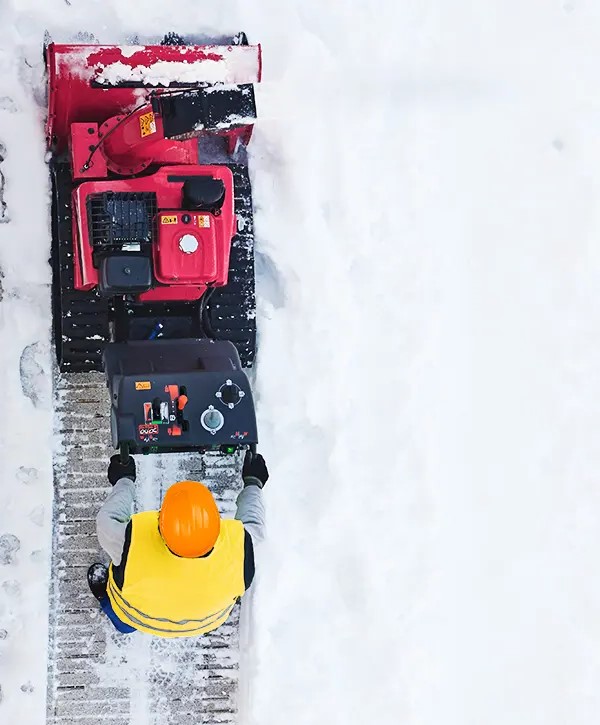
[
  {"xmin": 221, "ymin": 384, "xmax": 240, "ymax": 405},
  {"xmin": 182, "ymin": 214, "xmax": 191, "ymax": 224}
]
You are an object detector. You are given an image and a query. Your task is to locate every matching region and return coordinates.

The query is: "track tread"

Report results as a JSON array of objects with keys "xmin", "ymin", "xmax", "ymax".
[
  {"xmin": 206, "ymin": 164, "xmax": 256, "ymax": 367},
  {"xmin": 51, "ymin": 159, "xmax": 110, "ymax": 373}
]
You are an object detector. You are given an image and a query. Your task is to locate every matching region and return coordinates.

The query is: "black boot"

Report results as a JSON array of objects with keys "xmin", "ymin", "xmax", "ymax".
[{"xmin": 87, "ymin": 563, "xmax": 108, "ymax": 601}]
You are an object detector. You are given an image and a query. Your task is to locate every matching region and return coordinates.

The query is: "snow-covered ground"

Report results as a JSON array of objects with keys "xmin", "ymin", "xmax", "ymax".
[{"xmin": 1, "ymin": 0, "xmax": 600, "ymax": 723}]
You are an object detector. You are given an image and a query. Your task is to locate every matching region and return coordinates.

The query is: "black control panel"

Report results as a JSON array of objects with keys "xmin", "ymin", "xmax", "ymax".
[{"xmin": 104, "ymin": 339, "xmax": 257, "ymax": 454}]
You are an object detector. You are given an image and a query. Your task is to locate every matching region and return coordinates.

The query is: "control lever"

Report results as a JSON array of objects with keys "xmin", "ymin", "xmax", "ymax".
[{"xmin": 176, "ymin": 385, "xmax": 189, "ymax": 431}]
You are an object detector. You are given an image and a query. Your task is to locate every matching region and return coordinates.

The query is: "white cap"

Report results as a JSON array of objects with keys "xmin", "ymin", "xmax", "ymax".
[{"xmin": 179, "ymin": 234, "xmax": 199, "ymax": 254}]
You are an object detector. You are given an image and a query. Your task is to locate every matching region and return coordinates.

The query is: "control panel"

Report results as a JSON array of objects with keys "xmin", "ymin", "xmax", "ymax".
[{"xmin": 104, "ymin": 338, "xmax": 257, "ymax": 455}]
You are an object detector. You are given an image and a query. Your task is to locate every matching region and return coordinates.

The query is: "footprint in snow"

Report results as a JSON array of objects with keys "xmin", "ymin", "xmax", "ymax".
[
  {"xmin": 28, "ymin": 506, "xmax": 44, "ymax": 527},
  {"xmin": 0, "ymin": 97, "xmax": 17, "ymax": 113},
  {"xmin": 20, "ymin": 341, "xmax": 51, "ymax": 410},
  {"xmin": 2, "ymin": 580, "xmax": 21, "ymax": 598},
  {"xmin": 0, "ymin": 534, "xmax": 20, "ymax": 565},
  {"xmin": 17, "ymin": 466, "xmax": 39, "ymax": 485}
]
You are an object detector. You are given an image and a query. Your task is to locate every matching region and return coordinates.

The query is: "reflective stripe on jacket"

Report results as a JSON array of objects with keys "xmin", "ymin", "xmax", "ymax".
[{"xmin": 107, "ymin": 511, "xmax": 246, "ymax": 638}]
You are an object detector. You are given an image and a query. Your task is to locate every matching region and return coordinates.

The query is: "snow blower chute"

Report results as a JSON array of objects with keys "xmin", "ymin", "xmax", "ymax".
[{"xmin": 46, "ymin": 37, "xmax": 261, "ymax": 457}]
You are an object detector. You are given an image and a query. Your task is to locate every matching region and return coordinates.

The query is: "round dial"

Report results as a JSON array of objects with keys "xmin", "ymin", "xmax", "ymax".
[{"xmin": 200, "ymin": 406, "xmax": 224, "ymax": 435}]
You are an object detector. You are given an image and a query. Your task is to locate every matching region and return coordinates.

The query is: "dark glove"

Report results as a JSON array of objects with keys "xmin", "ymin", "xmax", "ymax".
[
  {"xmin": 242, "ymin": 450, "xmax": 269, "ymax": 487},
  {"xmin": 108, "ymin": 454, "xmax": 136, "ymax": 486}
]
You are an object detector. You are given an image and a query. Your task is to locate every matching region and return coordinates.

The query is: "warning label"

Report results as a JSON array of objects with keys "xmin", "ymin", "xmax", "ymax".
[
  {"xmin": 139, "ymin": 111, "xmax": 157, "ymax": 138},
  {"xmin": 161, "ymin": 215, "xmax": 177, "ymax": 225},
  {"xmin": 196, "ymin": 215, "xmax": 211, "ymax": 228},
  {"xmin": 135, "ymin": 381, "xmax": 151, "ymax": 390},
  {"xmin": 138, "ymin": 423, "xmax": 159, "ymax": 442}
]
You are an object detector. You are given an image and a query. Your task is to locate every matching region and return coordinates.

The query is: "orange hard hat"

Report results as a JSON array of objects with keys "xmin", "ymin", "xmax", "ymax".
[{"xmin": 158, "ymin": 481, "xmax": 220, "ymax": 558}]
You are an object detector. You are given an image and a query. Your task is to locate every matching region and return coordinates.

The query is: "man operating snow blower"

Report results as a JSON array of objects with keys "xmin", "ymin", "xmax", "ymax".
[{"xmin": 86, "ymin": 451, "xmax": 267, "ymax": 636}]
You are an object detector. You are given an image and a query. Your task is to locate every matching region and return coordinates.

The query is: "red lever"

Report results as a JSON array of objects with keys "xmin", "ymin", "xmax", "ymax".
[{"xmin": 177, "ymin": 395, "xmax": 188, "ymax": 411}]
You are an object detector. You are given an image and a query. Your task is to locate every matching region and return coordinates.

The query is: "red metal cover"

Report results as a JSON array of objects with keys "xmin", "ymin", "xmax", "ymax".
[{"xmin": 46, "ymin": 43, "xmax": 262, "ymax": 151}]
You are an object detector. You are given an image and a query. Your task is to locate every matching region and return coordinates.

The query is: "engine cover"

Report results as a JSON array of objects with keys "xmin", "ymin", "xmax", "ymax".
[{"xmin": 73, "ymin": 165, "xmax": 236, "ymax": 296}]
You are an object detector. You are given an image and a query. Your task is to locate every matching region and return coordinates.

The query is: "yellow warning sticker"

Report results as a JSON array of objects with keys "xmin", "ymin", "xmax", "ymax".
[
  {"xmin": 139, "ymin": 111, "xmax": 157, "ymax": 138},
  {"xmin": 135, "ymin": 381, "xmax": 152, "ymax": 391},
  {"xmin": 161, "ymin": 215, "xmax": 178, "ymax": 225},
  {"xmin": 196, "ymin": 215, "xmax": 211, "ymax": 228}
]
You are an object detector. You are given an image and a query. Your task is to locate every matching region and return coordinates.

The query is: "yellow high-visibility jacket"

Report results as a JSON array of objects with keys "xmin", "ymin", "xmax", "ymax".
[{"xmin": 107, "ymin": 511, "xmax": 246, "ymax": 637}]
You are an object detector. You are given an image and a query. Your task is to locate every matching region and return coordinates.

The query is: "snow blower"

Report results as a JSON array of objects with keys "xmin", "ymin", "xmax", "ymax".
[{"xmin": 46, "ymin": 36, "xmax": 261, "ymax": 457}]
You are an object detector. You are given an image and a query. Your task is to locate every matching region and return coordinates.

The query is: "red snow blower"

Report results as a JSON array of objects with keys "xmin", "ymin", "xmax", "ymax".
[{"xmin": 46, "ymin": 34, "xmax": 261, "ymax": 455}]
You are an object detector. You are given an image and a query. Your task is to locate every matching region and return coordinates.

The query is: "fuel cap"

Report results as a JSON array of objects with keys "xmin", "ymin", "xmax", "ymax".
[{"xmin": 179, "ymin": 234, "xmax": 199, "ymax": 254}]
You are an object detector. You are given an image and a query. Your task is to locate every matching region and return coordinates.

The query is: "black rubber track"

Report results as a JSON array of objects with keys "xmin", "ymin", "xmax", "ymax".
[{"xmin": 50, "ymin": 159, "xmax": 111, "ymax": 372}]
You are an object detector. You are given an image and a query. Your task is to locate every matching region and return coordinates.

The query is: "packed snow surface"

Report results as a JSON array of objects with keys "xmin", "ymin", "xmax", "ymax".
[{"xmin": 1, "ymin": 0, "xmax": 600, "ymax": 724}]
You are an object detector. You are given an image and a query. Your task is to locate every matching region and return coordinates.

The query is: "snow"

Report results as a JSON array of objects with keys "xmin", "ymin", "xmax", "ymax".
[
  {"xmin": 1, "ymin": 0, "xmax": 600, "ymax": 724},
  {"xmin": 119, "ymin": 45, "xmax": 145, "ymax": 59},
  {"xmin": 0, "ymin": 5, "xmax": 54, "ymax": 719},
  {"xmin": 96, "ymin": 56, "xmax": 257, "ymax": 87},
  {"xmin": 56, "ymin": 43, "xmax": 261, "ymax": 86}
]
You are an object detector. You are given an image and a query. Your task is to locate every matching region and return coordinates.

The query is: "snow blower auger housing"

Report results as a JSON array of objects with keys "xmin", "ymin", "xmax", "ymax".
[{"xmin": 47, "ymin": 41, "xmax": 261, "ymax": 375}]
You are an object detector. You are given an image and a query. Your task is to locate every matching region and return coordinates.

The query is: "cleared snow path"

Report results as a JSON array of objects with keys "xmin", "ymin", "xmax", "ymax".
[{"xmin": 48, "ymin": 373, "xmax": 242, "ymax": 724}]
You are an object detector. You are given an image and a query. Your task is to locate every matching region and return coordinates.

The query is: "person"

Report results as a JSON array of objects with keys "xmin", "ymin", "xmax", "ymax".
[{"xmin": 86, "ymin": 450, "xmax": 267, "ymax": 637}]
